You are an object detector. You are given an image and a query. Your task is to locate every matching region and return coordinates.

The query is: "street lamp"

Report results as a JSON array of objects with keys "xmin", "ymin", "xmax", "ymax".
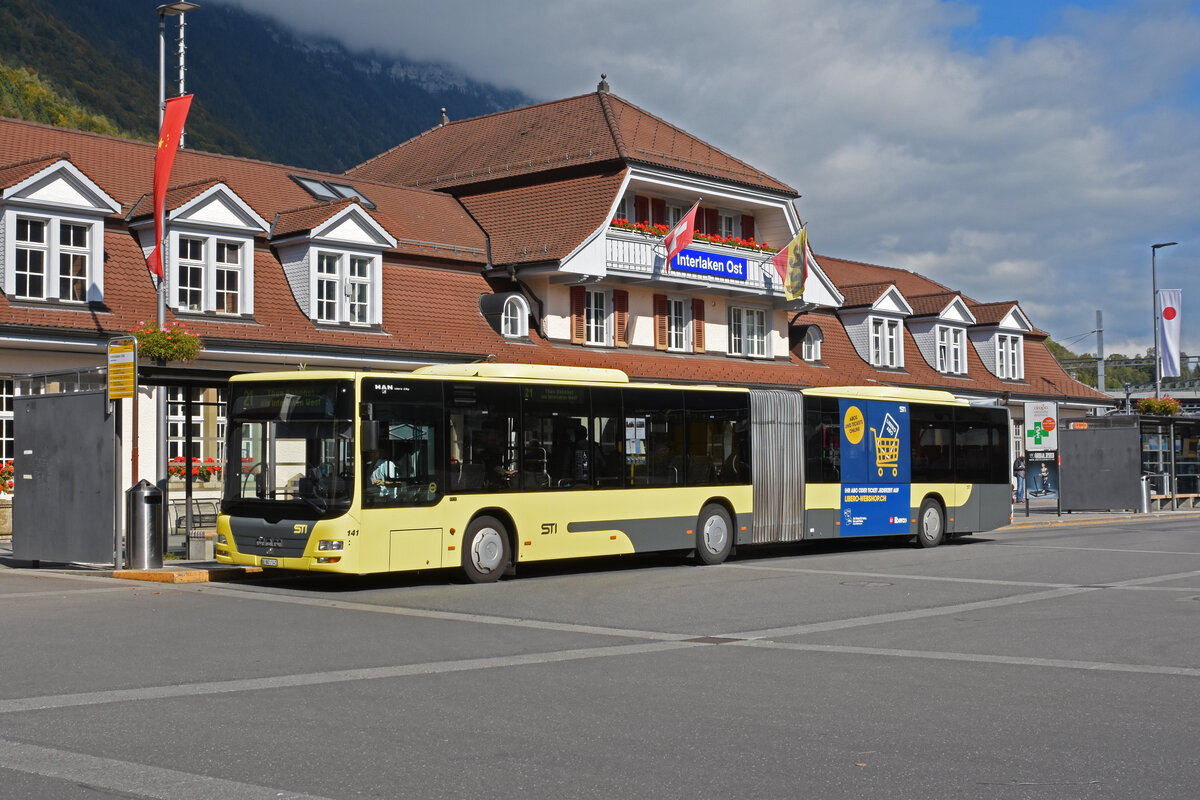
[
  {"xmin": 1152, "ymin": 242, "xmax": 1178, "ymax": 399},
  {"xmin": 155, "ymin": 2, "xmax": 198, "ymax": 505}
]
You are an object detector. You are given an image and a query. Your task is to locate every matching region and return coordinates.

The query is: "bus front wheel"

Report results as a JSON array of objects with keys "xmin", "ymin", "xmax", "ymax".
[
  {"xmin": 462, "ymin": 515, "xmax": 510, "ymax": 583},
  {"xmin": 916, "ymin": 498, "xmax": 945, "ymax": 548},
  {"xmin": 695, "ymin": 504, "xmax": 733, "ymax": 565}
]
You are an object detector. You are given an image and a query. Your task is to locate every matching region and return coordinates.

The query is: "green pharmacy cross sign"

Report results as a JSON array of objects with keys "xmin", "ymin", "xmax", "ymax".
[{"xmin": 1026, "ymin": 421, "xmax": 1052, "ymax": 446}]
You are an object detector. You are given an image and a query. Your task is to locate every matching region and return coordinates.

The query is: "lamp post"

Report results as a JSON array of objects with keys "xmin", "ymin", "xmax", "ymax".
[
  {"xmin": 155, "ymin": 2, "xmax": 198, "ymax": 506},
  {"xmin": 1152, "ymin": 242, "xmax": 1178, "ymax": 399}
]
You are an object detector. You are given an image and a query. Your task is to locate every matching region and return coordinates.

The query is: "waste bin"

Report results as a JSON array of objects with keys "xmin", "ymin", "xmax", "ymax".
[
  {"xmin": 126, "ymin": 480, "xmax": 164, "ymax": 569},
  {"xmin": 1139, "ymin": 474, "xmax": 1152, "ymax": 514}
]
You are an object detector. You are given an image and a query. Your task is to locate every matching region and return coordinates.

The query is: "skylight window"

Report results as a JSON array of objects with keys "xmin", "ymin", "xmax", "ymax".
[{"xmin": 290, "ymin": 175, "xmax": 375, "ymax": 209}]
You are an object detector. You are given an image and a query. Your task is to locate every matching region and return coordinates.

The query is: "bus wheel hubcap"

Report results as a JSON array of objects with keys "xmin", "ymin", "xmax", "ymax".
[
  {"xmin": 472, "ymin": 528, "xmax": 504, "ymax": 573},
  {"xmin": 923, "ymin": 508, "xmax": 940, "ymax": 537},
  {"xmin": 703, "ymin": 516, "xmax": 728, "ymax": 553}
]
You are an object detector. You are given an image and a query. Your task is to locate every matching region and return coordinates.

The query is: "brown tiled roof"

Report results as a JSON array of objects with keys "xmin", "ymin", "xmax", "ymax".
[
  {"xmin": 0, "ymin": 116, "xmax": 486, "ymax": 260},
  {"xmin": 460, "ymin": 169, "xmax": 627, "ymax": 265},
  {"xmin": 907, "ymin": 292, "xmax": 959, "ymax": 317},
  {"xmin": 347, "ymin": 91, "xmax": 796, "ymax": 195},
  {"xmin": 969, "ymin": 300, "xmax": 1021, "ymax": 325},
  {"xmin": 838, "ymin": 282, "xmax": 895, "ymax": 309},
  {"xmin": 0, "ymin": 153, "xmax": 69, "ymax": 188},
  {"xmin": 788, "ymin": 309, "xmax": 1109, "ymax": 403},
  {"xmin": 818, "ymin": 254, "xmax": 956, "ymax": 298},
  {"xmin": 271, "ymin": 199, "xmax": 358, "ymax": 239}
]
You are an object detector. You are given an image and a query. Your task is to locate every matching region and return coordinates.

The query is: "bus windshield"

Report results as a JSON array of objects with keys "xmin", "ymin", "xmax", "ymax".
[{"xmin": 222, "ymin": 379, "xmax": 355, "ymax": 519}]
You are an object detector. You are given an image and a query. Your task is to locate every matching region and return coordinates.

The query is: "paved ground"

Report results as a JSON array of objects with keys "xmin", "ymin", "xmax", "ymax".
[{"xmin": 1, "ymin": 514, "xmax": 1198, "ymax": 799}]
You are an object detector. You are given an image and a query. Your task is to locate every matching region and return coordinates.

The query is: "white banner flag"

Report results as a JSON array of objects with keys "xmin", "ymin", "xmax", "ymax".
[{"xmin": 1159, "ymin": 288, "xmax": 1182, "ymax": 378}]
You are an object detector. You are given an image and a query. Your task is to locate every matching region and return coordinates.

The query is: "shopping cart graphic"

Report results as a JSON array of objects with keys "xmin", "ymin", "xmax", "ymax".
[{"xmin": 870, "ymin": 412, "xmax": 900, "ymax": 477}]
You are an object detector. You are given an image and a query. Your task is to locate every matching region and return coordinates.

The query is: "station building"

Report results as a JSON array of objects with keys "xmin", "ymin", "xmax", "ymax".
[{"xmin": 0, "ymin": 78, "xmax": 1110, "ymax": 538}]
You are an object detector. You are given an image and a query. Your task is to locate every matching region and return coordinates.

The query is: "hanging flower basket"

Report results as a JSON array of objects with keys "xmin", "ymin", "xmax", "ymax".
[
  {"xmin": 1135, "ymin": 396, "xmax": 1181, "ymax": 416},
  {"xmin": 130, "ymin": 321, "xmax": 203, "ymax": 363}
]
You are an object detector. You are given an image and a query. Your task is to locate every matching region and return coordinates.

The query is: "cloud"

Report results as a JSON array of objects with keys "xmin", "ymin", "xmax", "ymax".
[{"xmin": 216, "ymin": 0, "xmax": 1200, "ymax": 356}]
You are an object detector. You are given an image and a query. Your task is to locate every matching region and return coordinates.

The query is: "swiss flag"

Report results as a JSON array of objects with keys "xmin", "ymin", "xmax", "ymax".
[{"xmin": 663, "ymin": 201, "xmax": 700, "ymax": 269}]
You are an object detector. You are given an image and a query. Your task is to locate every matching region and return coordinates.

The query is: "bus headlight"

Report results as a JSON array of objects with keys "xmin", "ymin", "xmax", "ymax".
[
  {"xmin": 216, "ymin": 533, "xmax": 227, "ymax": 544},
  {"xmin": 317, "ymin": 540, "xmax": 344, "ymax": 551}
]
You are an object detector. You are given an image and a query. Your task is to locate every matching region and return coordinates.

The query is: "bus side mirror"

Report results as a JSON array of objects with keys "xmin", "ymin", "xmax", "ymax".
[{"xmin": 361, "ymin": 419, "xmax": 380, "ymax": 452}]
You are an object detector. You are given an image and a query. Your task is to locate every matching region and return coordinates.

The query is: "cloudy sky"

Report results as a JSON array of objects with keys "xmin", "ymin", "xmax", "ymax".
[{"xmin": 217, "ymin": 0, "xmax": 1200, "ymax": 358}]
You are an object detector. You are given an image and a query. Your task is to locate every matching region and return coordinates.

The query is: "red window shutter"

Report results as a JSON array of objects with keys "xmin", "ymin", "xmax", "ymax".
[
  {"xmin": 741, "ymin": 214, "xmax": 755, "ymax": 242},
  {"xmin": 692, "ymin": 299, "xmax": 706, "ymax": 353},
  {"xmin": 614, "ymin": 290, "xmax": 629, "ymax": 348},
  {"xmin": 634, "ymin": 195, "xmax": 650, "ymax": 225},
  {"xmin": 570, "ymin": 285, "xmax": 586, "ymax": 344},
  {"xmin": 653, "ymin": 294, "xmax": 668, "ymax": 351},
  {"xmin": 704, "ymin": 208, "xmax": 719, "ymax": 235},
  {"xmin": 651, "ymin": 198, "xmax": 666, "ymax": 227}
]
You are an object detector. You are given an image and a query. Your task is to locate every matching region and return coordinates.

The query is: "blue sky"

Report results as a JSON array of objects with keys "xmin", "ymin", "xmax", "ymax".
[{"xmin": 220, "ymin": 0, "xmax": 1200, "ymax": 359}]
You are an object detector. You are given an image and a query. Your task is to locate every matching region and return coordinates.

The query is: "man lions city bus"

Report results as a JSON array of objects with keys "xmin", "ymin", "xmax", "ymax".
[{"xmin": 215, "ymin": 364, "xmax": 1011, "ymax": 582}]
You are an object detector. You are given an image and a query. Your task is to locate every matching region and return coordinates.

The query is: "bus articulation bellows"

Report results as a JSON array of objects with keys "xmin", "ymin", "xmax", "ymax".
[{"xmin": 215, "ymin": 364, "xmax": 1011, "ymax": 581}]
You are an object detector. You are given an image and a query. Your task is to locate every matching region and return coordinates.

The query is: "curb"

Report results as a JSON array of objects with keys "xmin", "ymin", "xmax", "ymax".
[
  {"xmin": 1001, "ymin": 510, "xmax": 1200, "ymax": 531},
  {"xmin": 109, "ymin": 566, "xmax": 263, "ymax": 583}
]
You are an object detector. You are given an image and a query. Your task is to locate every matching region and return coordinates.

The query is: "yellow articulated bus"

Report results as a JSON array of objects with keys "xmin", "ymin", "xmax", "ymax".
[{"xmin": 215, "ymin": 364, "xmax": 1011, "ymax": 582}]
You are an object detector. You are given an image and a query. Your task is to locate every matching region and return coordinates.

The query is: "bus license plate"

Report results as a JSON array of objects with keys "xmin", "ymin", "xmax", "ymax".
[{"xmin": 261, "ymin": 557, "xmax": 278, "ymax": 567}]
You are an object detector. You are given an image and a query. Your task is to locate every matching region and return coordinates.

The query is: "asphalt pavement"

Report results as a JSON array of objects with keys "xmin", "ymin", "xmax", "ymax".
[{"xmin": 1, "ymin": 513, "xmax": 1199, "ymax": 799}]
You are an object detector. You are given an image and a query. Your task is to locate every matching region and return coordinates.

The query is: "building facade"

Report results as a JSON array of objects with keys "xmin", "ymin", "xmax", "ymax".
[{"xmin": 0, "ymin": 80, "xmax": 1109, "ymax": 541}]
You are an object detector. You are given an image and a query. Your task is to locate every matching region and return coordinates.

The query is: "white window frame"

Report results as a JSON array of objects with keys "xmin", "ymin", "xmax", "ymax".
[
  {"xmin": 801, "ymin": 327, "xmax": 822, "ymax": 362},
  {"xmin": 0, "ymin": 378, "xmax": 12, "ymax": 464},
  {"xmin": 728, "ymin": 305, "xmax": 768, "ymax": 358},
  {"xmin": 309, "ymin": 248, "xmax": 381, "ymax": 326},
  {"xmin": 667, "ymin": 295, "xmax": 690, "ymax": 352},
  {"xmin": 5, "ymin": 211, "xmax": 102, "ymax": 303},
  {"xmin": 717, "ymin": 212, "xmax": 736, "ymax": 239},
  {"xmin": 870, "ymin": 316, "xmax": 903, "ymax": 368},
  {"xmin": 502, "ymin": 295, "xmax": 530, "ymax": 338},
  {"xmin": 936, "ymin": 325, "xmax": 966, "ymax": 374},
  {"xmin": 168, "ymin": 230, "xmax": 254, "ymax": 316},
  {"xmin": 584, "ymin": 287, "xmax": 611, "ymax": 346},
  {"xmin": 997, "ymin": 333, "xmax": 1024, "ymax": 379}
]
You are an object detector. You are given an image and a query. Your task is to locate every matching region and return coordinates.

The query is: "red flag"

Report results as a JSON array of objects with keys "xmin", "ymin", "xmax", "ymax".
[
  {"xmin": 662, "ymin": 200, "xmax": 700, "ymax": 269},
  {"xmin": 146, "ymin": 94, "xmax": 193, "ymax": 279}
]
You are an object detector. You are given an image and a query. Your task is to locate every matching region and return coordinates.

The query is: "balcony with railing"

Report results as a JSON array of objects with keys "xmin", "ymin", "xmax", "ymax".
[{"xmin": 605, "ymin": 226, "xmax": 780, "ymax": 295}]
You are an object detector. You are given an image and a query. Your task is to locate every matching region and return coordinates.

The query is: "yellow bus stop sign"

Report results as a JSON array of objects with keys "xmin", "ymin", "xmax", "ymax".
[{"xmin": 107, "ymin": 339, "xmax": 137, "ymax": 402}]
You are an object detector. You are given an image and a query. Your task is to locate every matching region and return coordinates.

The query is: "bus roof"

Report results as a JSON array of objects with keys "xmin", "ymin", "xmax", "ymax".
[
  {"xmin": 801, "ymin": 385, "xmax": 966, "ymax": 406},
  {"xmin": 412, "ymin": 363, "xmax": 630, "ymax": 383}
]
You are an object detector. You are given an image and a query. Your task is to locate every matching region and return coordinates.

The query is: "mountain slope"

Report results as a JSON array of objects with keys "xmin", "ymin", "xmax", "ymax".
[{"xmin": 0, "ymin": 0, "xmax": 533, "ymax": 172}]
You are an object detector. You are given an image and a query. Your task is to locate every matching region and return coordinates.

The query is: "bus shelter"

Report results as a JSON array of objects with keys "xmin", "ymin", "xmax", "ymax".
[{"xmin": 1060, "ymin": 414, "xmax": 1200, "ymax": 512}]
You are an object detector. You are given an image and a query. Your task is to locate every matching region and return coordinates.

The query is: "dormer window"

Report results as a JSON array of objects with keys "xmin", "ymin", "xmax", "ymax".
[
  {"xmin": 168, "ymin": 231, "xmax": 252, "ymax": 316},
  {"xmin": 997, "ymin": 333, "xmax": 1024, "ymax": 379},
  {"xmin": 801, "ymin": 327, "xmax": 823, "ymax": 362},
  {"xmin": 315, "ymin": 250, "xmax": 377, "ymax": 325},
  {"xmin": 937, "ymin": 325, "xmax": 966, "ymax": 374},
  {"xmin": 11, "ymin": 214, "xmax": 98, "ymax": 302},
  {"xmin": 2, "ymin": 158, "xmax": 117, "ymax": 305},
  {"xmin": 502, "ymin": 295, "xmax": 530, "ymax": 338},
  {"xmin": 870, "ymin": 317, "xmax": 903, "ymax": 368}
]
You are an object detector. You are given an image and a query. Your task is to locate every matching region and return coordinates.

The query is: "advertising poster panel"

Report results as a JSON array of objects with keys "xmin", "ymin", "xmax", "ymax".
[{"xmin": 839, "ymin": 399, "xmax": 911, "ymax": 535}]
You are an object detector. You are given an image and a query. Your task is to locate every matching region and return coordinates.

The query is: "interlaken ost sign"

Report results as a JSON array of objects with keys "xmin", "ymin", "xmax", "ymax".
[{"xmin": 671, "ymin": 247, "xmax": 748, "ymax": 281}]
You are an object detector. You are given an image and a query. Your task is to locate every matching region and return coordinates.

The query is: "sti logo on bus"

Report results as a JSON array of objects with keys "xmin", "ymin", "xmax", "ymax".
[{"xmin": 293, "ymin": 524, "xmax": 309, "ymax": 535}]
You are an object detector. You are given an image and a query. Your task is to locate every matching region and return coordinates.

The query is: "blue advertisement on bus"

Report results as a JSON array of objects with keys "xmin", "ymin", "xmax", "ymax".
[{"xmin": 839, "ymin": 399, "xmax": 911, "ymax": 536}]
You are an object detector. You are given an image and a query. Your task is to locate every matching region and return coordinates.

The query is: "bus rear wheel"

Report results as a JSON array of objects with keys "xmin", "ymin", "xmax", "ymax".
[
  {"xmin": 916, "ymin": 498, "xmax": 945, "ymax": 548},
  {"xmin": 462, "ymin": 515, "xmax": 510, "ymax": 583},
  {"xmin": 695, "ymin": 504, "xmax": 733, "ymax": 565}
]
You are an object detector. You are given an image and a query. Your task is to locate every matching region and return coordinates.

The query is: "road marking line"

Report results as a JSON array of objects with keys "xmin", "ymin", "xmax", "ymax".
[
  {"xmin": 0, "ymin": 736, "xmax": 335, "ymax": 800},
  {"xmin": 0, "ymin": 641, "xmax": 700, "ymax": 715},
  {"xmin": 995, "ymin": 543, "xmax": 1200, "ymax": 556},
  {"xmin": 0, "ymin": 587, "xmax": 134, "ymax": 600},
  {"xmin": 735, "ymin": 640, "xmax": 1200, "ymax": 678}
]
